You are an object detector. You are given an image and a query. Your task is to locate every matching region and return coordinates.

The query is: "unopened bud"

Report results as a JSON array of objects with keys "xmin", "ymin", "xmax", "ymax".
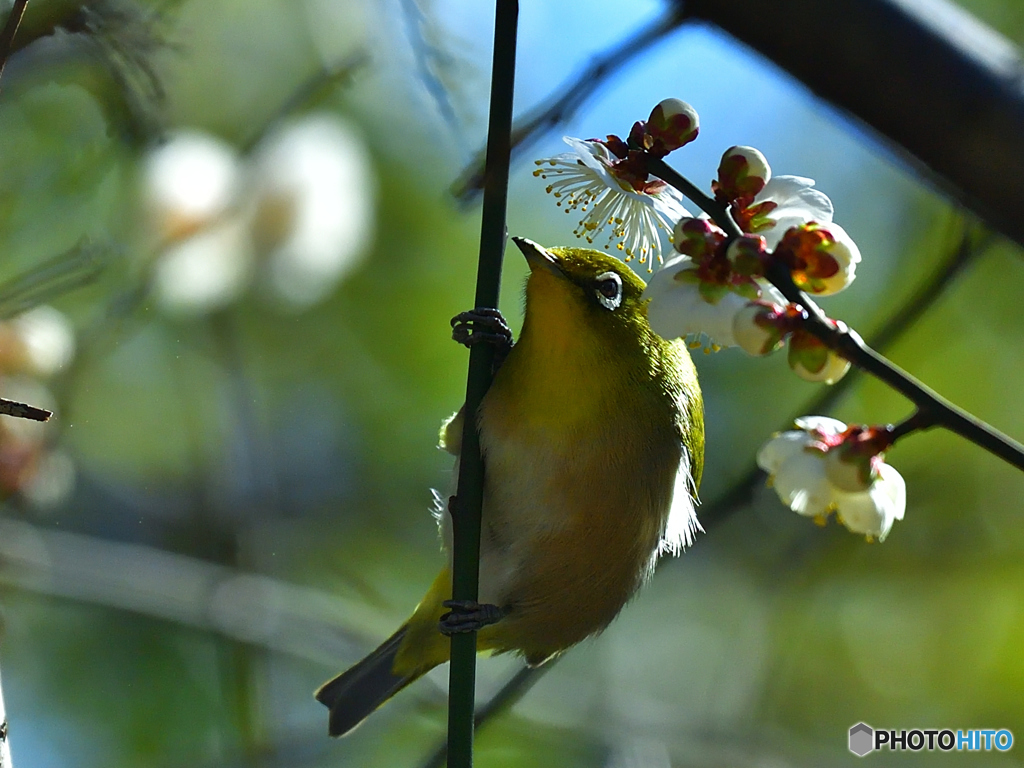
[
  {"xmin": 725, "ymin": 234, "xmax": 767, "ymax": 277},
  {"xmin": 733, "ymin": 301, "xmax": 786, "ymax": 356},
  {"xmin": 672, "ymin": 217, "xmax": 725, "ymax": 258},
  {"xmin": 788, "ymin": 329, "xmax": 851, "ymax": 384},
  {"xmin": 714, "ymin": 145, "xmax": 771, "ymax": 204},
  {"xmin": 635, "ymin": 99, "xmax": 699, "ymax": 157},
  {"xmin": 824, "ymin": 425, "xmax": 894, "ymax": 492}
]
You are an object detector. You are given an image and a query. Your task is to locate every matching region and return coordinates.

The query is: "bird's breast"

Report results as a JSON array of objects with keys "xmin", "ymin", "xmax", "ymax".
[{"xmin": 472, "ymin": 346, "xmax": 683, "ymax": 657}]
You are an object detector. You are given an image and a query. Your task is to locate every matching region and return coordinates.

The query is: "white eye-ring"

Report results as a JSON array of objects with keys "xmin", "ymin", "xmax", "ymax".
[{"xmin": 594, "ymin": 271, "xmax": 623, "ymax": 310}]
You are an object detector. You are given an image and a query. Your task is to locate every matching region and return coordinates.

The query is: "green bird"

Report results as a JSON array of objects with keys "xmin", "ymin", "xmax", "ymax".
[{"xmin": 316, "ymin": 237, "xmax": 704, "ymax": 736}]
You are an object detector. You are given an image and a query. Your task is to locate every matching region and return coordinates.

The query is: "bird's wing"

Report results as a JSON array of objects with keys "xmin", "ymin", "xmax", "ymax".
[
  {"xmin": 439, "ymin": 406, "xmax": 465, "ymax": 456},
  {"xmin": 660, "ymin": 444, "xmax": 703, "ymax": 555}
]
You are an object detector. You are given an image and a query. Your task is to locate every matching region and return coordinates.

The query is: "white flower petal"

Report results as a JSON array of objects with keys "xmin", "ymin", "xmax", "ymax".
[
  {"xmin": 562, "ymin": 136, "xmax": 622, "ymax": 191},
  {"xmin": 146, "ymin": 131, "xmax": 240, "ymax": 242},
  {"xmin": 536, "ymin": 138, "xmax": 689, "ymax": 268},
  {"xmin": 874, "ymin": 462, "xmax": 907, "ymax": 521},
  {"xmin": 154, "ymin": 217, "xmax": 253, "ymax": 315},
  {"xmin": 756, "ymin": 430, "xmax": 813, "ymax": 474},
  {"xmin": 12, "ymin": 306, "xmax": 75, "ymax": 377},
  {"xmin": 824, "ymin": 449, "xmax": 872, "ymax": 492},
  {"xmin": 793, "ymin": 416, "xmax": 847, "ymax": 436},
  {"xmin": 772, "ymin": 449, "xmax": 833, "ymax": 517},
  {"xmin": 834, "ymin": 473, "xmax": 904, "ymax": 541},
  {"xmin": 643, "ymin": 262, "xmax": 747, "ymax": 347},
  {"xmin": 754, "ymin": 175, "xmax": 833, "ymax": 248},
  {"xmin": 251, "ymin": 115, "xmax": 376, "ymax": 308},
  {"xmin": 833, "ymin": 489, "xmax": 888, "ymax": 538}
]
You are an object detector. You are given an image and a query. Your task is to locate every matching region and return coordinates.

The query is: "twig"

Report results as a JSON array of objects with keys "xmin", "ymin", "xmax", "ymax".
[
  {"xmin": 0, "ymin": 398, "xmax": 50, "ymax": 422},
  {"xmin": 0, "ymin": 0, "xmax": 25, "ymax": 62},
  {"xmin": 647, "ymin": 155, "xmax": 1024, "ymax": 471},
  {"xmin": 447, "ymin": 2, "xmax": 518, "ymax": 766},
  {"xmin": 0, "ymin": 0, "xmax": 27, "ymax": 84},
  {"xmin": 239, "ymin": 52, "xmax": 369, "ymax": 155},
  {"xmin": 0, "ymin": 661, "xmax": 11, "ymax": 768},
  {"xmin": 451, "ymin": 6, "xmax": 691, "ymax": 204},
  {"xmin": 0, "ymin": 239, "xmax": 111, "ymax": 320},
  {"xmin": 399, "ymin": 0, "xmax": 466, "ymax": 149},
  {"xmin": 0, "ymin": 516, "xmax": 384, "ymax": 664}
]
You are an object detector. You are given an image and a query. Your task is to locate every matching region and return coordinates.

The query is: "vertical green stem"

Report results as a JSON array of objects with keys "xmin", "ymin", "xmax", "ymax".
[{"xmin": 447, "ymin": 2, "xmax": 518, "ymax": 767}]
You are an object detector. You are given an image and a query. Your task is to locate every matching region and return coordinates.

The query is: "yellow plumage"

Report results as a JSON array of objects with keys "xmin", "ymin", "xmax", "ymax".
[{"xmin": 316, "ymin": 239, "xmax": 704, "ymax": 736}]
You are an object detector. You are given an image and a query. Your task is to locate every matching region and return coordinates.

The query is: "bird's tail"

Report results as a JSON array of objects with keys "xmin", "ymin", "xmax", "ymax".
[
  {"xmin": 314, "ymin": 624, "xmax": 417, "ymax": 737},
  {"xmin": 315, "ymin": 568, "xmax": 454, "ymax": 736}
]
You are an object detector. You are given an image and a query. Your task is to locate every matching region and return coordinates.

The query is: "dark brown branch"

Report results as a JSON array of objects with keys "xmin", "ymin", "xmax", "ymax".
[
  {"xmin": 683, "ymin": 0, "xmax": 1024, "ymax": 251},
  {"xmin": 0, "ymin": 0, "xmax": 28, "ymax": 83},
  {"xmin": 649, "ymin": 155, "xmax": 1024, "ymax": 472},
  {"xmin": 0, "ymin": 398, "xmax": 51, "ymax": 422}
]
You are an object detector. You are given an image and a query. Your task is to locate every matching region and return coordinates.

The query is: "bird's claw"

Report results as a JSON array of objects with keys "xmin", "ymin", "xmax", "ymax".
[
  {"xmin": 451, "ymin": 308, "xmax": 513, "ymax": 367},
  {"xmin": 439, "ymin": 600, "xmax": 506, "ymax": 635}
]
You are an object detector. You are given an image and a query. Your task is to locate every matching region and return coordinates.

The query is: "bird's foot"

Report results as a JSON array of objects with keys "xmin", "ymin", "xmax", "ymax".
[
  {"xmin": 451, "ymin": 308, "xmax": 513, "ymax": 368},
  {"xmin": 439, "ymin": 600, "xmax": 507, "ymax": 635}
]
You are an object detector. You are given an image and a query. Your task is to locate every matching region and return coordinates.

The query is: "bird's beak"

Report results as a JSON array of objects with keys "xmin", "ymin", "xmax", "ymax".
[{"xmin": 513, "ymin": 237, "xmax": 564, "ymax": 277}]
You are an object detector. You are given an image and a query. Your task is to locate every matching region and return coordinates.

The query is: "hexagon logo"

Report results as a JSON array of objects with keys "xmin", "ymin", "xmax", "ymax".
[{"xmin": 849, "ymin": 722, "xmax": 874, "ymax": 757}]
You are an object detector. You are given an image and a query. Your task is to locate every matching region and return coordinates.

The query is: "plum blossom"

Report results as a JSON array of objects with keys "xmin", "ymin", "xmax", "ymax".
[
  {"xmin": 643, "ymin": 219, "xmax": 784, "ymax": 348},
  {"xmin": 534, "ymin": 136, "xmax": 688, "ymax": 269},
  {"xmin": 756, "ymin": 417, "xmax": 906, "ymax": 541},
  {"xmin": 0, "ymin": 314, "xmax": 77, "ymax": 508},
  {"xmin": 144, "ymin": 113, "xmax": 376, "ymax": 314}
]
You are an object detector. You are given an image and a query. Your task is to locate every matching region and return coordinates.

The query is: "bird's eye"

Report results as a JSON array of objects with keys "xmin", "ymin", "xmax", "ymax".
[{"xmin": 593, "ymin": 271, "xmax": 623, "ymax": 310}]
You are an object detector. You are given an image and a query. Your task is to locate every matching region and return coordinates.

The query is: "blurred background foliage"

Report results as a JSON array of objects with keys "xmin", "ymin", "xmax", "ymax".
[{"xmin": 0, "ymin": 0, "xmax": 1022, "ymax": 766}]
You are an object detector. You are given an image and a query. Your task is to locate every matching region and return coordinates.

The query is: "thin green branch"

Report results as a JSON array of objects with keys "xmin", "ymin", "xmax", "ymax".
[
  {"xmin": 424, "ymin": 666, "xmax": 544, "ymax": 768},
  {"xmin": 447, "ymin": 2, "xmax": 518, "ymax": 767},
  {"xmin": 0, "ymin": 239, "xmax": 111, "ymax": 320},
  {"xmin": 648, "ymin": 156, "xmax": 1024, "ymax": 471}
]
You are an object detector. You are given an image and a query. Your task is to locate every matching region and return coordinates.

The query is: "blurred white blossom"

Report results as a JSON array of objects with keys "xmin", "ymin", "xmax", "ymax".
[
  {"xmin": 251, "ymin": 115, "xmax": 376, "ymax": 308},
  {"xmin": 145, "ymin": 131, "xmax": 240, "ymax": 244},
  {"xmin": 144, "ymin": 113, "xmax": 376, "ymax": 315},
  {"xmin": 0, "ymin": 377, "xmax": 73, "ymax": 507},
  {"xmin": 0, "ymin": 306, "xmax": 76, "ymax": 378},
  {"xmin": 152, "ymin": 218, "xmax": 253, "ymax": 314}
]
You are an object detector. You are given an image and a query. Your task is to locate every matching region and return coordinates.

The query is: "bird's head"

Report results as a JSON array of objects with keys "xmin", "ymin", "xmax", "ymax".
[{"xmin": 512, "ymin": 237, "xmax": 654, "ymax": 352}]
